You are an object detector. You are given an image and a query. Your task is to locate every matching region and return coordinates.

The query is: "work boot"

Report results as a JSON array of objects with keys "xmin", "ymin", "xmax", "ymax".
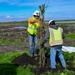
[
  {"xmin": 62, "ymin": 66, "xmax": 66, "ymax": 69},
  {"xmin": 51, "ymin": 68, "xmax": 56, "ymax": 73},
  {"xmin": 30, "ymin": 54, "xmax": 33, "ymax": 57}
]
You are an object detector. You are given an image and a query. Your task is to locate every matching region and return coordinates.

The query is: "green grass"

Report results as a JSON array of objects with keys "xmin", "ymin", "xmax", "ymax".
[
  {"xmin": 0, "ymin": 39, "xmax": 12, "ymax": 45},
  {"xmin": 0, "ymin": 21, "xmax": 75, "ymax": 75},
  {"xmin": 0, "ymin": 21, "xmax": 28, "ymax": 26},
  {"xmin": 0, "ymin": 51, "xmax": 25, "ymax": 63},
  {"xmin": 0, "ymin": 51, "xmax": 24, "ymax": 75},
  {"xmin": 0, "ymin": 51, "xmax": 75, "ymax": 75},
  {"xmin": 0, "ymin": 51, "xmax": 32, "ymax": 75},
  {"xmin": 0, "ymin": 38, "xmax": 24, "ymax": 45},
  {"xmin": 17, "ymin": 65, "xmax": 35, "ymax": 75},
  {"xmin": 66, "ymin": 33, "xmax": 75, "ymax": 40},
  {"xmin": 0, "ymin": 50, "xmax": 30, "ymax": 64},
  {"xmin": 0, "ymin": 32, "xmax": 75, "ymax": 46}
]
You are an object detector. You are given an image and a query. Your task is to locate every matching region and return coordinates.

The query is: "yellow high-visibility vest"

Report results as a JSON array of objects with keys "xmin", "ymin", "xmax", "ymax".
[
  {"xmin": 49, "ymin": 27, "xmax": 63, "ymax": 46},
  {"xmin": 27, "ymin": 17, "xmax": 39, "ymax": 35}
]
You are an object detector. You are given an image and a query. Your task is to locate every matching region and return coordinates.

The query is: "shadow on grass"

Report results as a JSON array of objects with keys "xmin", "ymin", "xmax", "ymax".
[{"xmin": 0, "ymin": 63, "xmax": 17, "ymax": 75}]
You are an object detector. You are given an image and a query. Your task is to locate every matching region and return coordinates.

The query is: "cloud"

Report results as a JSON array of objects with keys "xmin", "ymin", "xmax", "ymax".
[
  {"xmin": 46, "ymin": 2, "xmax": 75, "ymax": 14},
  {"xmin": 19, "ymin": 16, "xmax": 25, "ymax": 19},
  {"xmin": 6, "ymin": 16, "xmax": 13, "ymax": 19},
  {"xmin": 0, "ymin": 15, "xmax": 13, "ymax": 20},
  {"xmin": 0, "ymin": 15, "xmax": 27, "ymax": 22}
]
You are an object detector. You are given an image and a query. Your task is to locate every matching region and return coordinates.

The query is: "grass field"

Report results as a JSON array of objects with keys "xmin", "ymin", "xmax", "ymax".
[
  {"xmin": 0, "ymin": 51, "xmax": 75, "ymax": 75},
  {"xmin": 0, "ymin": 21, "xmax": 75, "ymax": 75}
]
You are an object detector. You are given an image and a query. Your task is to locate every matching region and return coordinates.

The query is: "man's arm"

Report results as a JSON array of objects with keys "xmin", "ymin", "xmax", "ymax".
[
  {"xmin": 42, "ymin": 29, "xmax": 50, "ymax": 44},
  {"xmin": 61, "ymin": 28, "xmax": 65, "ymax": 39},
  {"xmin": 28, "ymin": 18, "xmax": 37, "ymax": 24},
  {"xmin": 62, "ymin": 31, "xmax": 65, "ymax": 39}
]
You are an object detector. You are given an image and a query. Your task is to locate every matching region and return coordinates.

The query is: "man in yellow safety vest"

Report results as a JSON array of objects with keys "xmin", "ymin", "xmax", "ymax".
[
  {"xmin": 27, "ymin": 10, "xmax": 41, "ymax": 57},
  {"xmin": 41, "ymin": 20, "xmax": 66, "ymax": 69}
]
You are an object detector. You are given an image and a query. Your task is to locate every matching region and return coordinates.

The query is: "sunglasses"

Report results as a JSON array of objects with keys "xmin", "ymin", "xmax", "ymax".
[{"xmin": 35, "ymin": 16, "xmax": 39, "ymax": 17}]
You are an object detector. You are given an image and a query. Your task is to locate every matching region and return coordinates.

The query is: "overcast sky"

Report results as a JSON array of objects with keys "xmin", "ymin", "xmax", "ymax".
[{"xmin": 0, "ymin": 0, "xmax": 75, "ymax": 22}]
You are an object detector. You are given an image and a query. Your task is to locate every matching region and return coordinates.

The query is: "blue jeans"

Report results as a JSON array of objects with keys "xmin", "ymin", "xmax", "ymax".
[
  {"xmin": 50, "ymin": 46, "xmax": 66, "ymax": 69},
  {"xmin": 28, "ymin": 33, "xmax": 37, "ymax": 56}
]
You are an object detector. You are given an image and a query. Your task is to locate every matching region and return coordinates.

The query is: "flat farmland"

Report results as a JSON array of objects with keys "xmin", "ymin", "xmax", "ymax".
[{"xmin": 0, "ymin": 21, "xmax": 75, "ymax": 75}]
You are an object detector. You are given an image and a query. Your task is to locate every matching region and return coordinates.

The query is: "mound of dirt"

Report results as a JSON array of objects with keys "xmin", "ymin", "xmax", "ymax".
[
  {"xmin": 12, "ymin": 53, "xmax": 75, "ymax": 75},
  {"xmin": 12, "ymin": 53, "xmax": 37, "ymax": 66}
]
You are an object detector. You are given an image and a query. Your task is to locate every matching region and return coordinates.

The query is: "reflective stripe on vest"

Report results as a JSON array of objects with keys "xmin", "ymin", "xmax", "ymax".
[
  {"xmin": 27, "ymin": 17, "xmax": 39, "ymax": 35},
  {"xmin": 49, "ymin": 27, "xmax": 63, "ymax": 46},
  {"xmin": 28, "ymin": 25, "xmax": 38, "ymax": 30}
]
